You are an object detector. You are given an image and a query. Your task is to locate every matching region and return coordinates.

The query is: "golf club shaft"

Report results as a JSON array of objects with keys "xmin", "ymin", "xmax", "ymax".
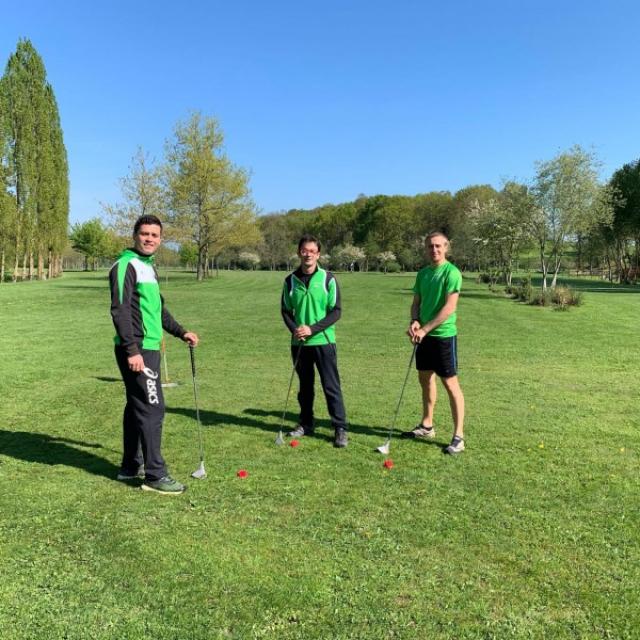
[
  {"xmin": 280, "ymin": 344, "xmax": 303, "ymax": 430},
  {"xmin": 387, "ymin": 343, "xmax": 418, "ymax": 439},
  {"xmin": 189, "ymin": 345, "xmax": 205, "ymax": 463},
  {"xmin": 162, "ymin": 339, "xmax": 170, "ymax": 381}
]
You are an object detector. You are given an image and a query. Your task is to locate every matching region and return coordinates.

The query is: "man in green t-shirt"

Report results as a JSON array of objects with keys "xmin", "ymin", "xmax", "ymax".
[{"xmin": 403, "ymin": 231, "xmax": 466, "ymax": 454}]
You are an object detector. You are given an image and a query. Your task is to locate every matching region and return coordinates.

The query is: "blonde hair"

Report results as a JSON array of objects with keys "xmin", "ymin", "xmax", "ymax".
[{"xmin": 425, "ymin": 231, "xmax": 449, "ymax": 246}]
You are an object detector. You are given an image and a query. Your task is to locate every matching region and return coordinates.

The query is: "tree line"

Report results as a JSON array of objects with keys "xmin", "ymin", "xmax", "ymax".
[
  {"xmin": 255, "ymin": 146, "xmax": 640, "ymax": 288},
  {"xmin": 0, "ymin": 39, "xmax": 69, "ymax": 282},
  {"xmin": 72, "ymin": 144, "xmax": 640, "ymax": 287}
]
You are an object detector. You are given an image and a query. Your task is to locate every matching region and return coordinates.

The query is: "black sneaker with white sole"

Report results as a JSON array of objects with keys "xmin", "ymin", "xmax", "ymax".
[
  {"xmin": 141, "ymin": 475, "xmax": 186, "ymax": 495},
  {"xmin": 334, "ymin": 428, "xmax": 348, "ymax": 448}
]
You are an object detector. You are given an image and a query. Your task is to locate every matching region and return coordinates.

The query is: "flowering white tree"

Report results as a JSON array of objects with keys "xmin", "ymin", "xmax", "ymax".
[
  {"xmin": 336, "ymin": 244, "xmax": 366, "ymax": 271},
  {"xmin": 377, "ymin": 251, "xmax": 397, "ymax": 273},
  {"xmin": 238, "ymin": 251, "xmax": 260, "ymax": 270}
]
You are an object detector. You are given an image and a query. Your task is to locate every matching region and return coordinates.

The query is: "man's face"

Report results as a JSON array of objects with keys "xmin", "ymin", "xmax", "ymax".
[
  {"xmin": 133, "ymin": 224, "xmax": 162, "ymax": 256},
  {"xmin": 298, "ymin": 241, "xmax": 320, "ymax": 271},
  {"xmin": 426, "ymin": 235, "xmax": 448, "ymax": 265}
]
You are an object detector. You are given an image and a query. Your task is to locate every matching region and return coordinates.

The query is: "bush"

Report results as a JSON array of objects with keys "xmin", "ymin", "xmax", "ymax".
[
  {"xmin": 507, "ymin": 276, "xmax": 533, "ymax": 303},
  {"xmin": 477, "ymin": 273, "xmax": 492, "ymax": 284},
  {"xmin": 530, "ymin": 290, "xmax": 553, "ymax": 307},
  {"xmin": 385, "ymin": 261, "xmax": 401, "ymax": 273},
  {"xmin": 551, "ymin": 286, "xmax": 583, "ymax": 310}
]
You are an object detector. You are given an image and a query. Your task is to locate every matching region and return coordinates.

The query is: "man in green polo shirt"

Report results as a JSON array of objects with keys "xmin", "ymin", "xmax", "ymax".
[
  {"xmin": 403, "ymin": 231, "xmax": 466, "ymax": 454},
  {"xmin": 281, "ymin": 234, "xmax": 348, "ymax": 448}
]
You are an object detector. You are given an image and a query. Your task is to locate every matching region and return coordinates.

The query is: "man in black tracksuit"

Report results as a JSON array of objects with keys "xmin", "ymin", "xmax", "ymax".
[
  {"xmin": 110, "ymin": 215, "xmax": 199, "ymax": 495},
  {"xmin": 281, "ymin": 234, "xmax": 348, "ymax": 448}
]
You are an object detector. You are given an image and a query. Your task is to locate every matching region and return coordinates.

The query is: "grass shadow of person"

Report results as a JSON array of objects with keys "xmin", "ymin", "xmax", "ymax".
[
  {"xmin": 165, "ymin": 406, "xmax": 393, "ymax": 439},
  {"xmin": 242, "ymin": 408, "xmax": 393, "ymax": 439},
  {"xmin": 0, "ymin": 430, "xmax": 119, "ymax": 479}
]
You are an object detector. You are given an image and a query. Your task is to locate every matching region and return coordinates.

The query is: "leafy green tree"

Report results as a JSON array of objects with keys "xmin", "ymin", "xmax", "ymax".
[
  {"xmin": 258, "ymin": 213, "xmax": 295, "ymax": 270},
  {"xmin": 607, "ymin": 159, "xmax": 640, "ymax": 282},
  {"xmin": 354, "ymin": 195, "xmax": 414, "ymax": 255},
  {"xmin": 179, "ymin": 242, "xmax": 199, "ymax": 270},
  {"xmin": 313, "ymin": 202, "xmax": 357, "ymax": 250},
  {"xmin": 165, "ymin": 112, "xmax": 260, "ymax": 280},
  {"xmin": 450, "ymin": 185, "xmax": 499, "ymax": 269},
  {"xmin": 412, "ymin": 191, "xmax": 455, "ymax": 237},
  {"xmin": 467, "ymin": 182, "xmax": 535, "ymax": 285},
  {"xmin": 0, "ymin": 183, "xmax": 16, "ymax": 283},
  {"xmin": 102, "ymin": 147, "xmax": 166, "ymax": 236},
  {"xmin": 69, "ymin": 218, "xmax": 111, "ymax": 271}
]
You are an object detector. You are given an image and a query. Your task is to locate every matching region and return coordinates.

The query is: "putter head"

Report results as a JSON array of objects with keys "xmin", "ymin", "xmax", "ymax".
[
  {"xmin": 191, "ymin": 461, "xmax": 207, "ymax": 479},
  {"xmin": 161, "ymin": 382, "xmax": 179, "ymax": 388},
  {"xmin": 376, "ymin": 440, "xmax": 391, "ymax": 455},
  {"xmin": 274, "ymin": 431, "xmax": 285, "ymax": 446}
]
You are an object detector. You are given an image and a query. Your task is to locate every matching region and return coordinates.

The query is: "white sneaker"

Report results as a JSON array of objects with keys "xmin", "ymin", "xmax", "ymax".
[
  {"xmin": 400, "ymin": 425, "xmax": 436, "ymax": 439},
  {"xmin": 445, "ymin": 437, "xmax": 465, "ymax": 454}
]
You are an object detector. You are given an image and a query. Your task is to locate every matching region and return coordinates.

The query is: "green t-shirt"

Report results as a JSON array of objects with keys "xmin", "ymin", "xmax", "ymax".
[{"xmin": 412, "ymin": 261, "xmax": 462, "ymax": 338}]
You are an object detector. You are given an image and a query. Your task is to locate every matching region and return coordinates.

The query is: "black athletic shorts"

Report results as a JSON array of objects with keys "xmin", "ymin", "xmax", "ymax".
[{"xmin": 415, "ymin": 335, "xmax": 458, "ymax": 378}]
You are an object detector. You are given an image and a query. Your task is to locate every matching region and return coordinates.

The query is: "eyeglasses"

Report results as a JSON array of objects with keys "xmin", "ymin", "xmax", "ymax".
[{"xmin": 300, "ymin": 250, "xmax": 318, "ymax": 256}]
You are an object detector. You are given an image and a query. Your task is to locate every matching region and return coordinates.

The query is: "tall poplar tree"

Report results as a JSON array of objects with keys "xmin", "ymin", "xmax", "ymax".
[{"xmin": 1, "ymin": 39, "xmax": 68, "ymax": 280}]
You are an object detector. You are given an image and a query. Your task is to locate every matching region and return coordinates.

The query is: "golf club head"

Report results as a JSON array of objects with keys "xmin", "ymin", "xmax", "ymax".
[
  {"xmin": 274, "ymin": 430, "xmax": 285, "ymax": 446},
  {"xmin": 376, "ymin": 440, "xmax": 391, "ymax": 455},
  {"xmin": 191, "ymin": 461, "xmax": 207, "ymax": 479},
  {"xmin": 161, "ymin": 382, "xmax": 179, "ymax": 388}
]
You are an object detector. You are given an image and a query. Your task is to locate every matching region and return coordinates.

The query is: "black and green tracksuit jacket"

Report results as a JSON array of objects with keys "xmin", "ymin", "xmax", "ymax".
[{"xmin": 109, "ymin": 248, "xmax": 185, "ymax": 356}]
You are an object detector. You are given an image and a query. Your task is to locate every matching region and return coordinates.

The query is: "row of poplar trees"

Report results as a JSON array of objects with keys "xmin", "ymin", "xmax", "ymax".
[{"xmin": 0, "ymin": 39, "xmax": 69, "ymax": 282}]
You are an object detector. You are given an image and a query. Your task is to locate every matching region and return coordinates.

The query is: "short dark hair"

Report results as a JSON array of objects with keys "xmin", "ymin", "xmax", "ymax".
[
  {"xmin": 297, "ymin": 234, "xmax": 321, "ymax": 252},
  {"xmin": 134, "ymin": 215, "xmax": 163, "ymax": 234}
]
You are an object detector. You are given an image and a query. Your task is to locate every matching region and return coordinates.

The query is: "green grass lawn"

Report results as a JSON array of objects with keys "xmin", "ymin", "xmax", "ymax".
[{"xmin": 0, "ymin": 270, "xmax": 638, "ymax": 639}]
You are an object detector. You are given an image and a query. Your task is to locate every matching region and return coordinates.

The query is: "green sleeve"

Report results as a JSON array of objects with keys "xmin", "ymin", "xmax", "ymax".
[
  {"xmin": 446, "ymin": 268, "xmax": 462, "ymax": 294},
  {"xmin": 412, "ymin": 271, "xmax": 421, "ymax": 295}
]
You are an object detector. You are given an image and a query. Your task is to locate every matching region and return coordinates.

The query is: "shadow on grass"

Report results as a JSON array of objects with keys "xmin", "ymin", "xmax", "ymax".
[
  {"xmin": 241, "ymin": 410, "xmax": 451, "ymax": 452},
  {"xmin": 165, "ymin": 406, "xmax": 394, "ymax": 440},
  {"xmin": 95, "ymin": 376, "xmax": 121, "ymax": 383},
  {"xmin": 0, "ymin": 430, "xmax": 119, "ymax": 479},
  {"xmin": 459, "ymin": 290, "xmax": 508, "ymax": 300}
]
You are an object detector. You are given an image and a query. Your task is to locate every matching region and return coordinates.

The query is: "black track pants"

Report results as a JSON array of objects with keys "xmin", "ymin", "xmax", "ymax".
[
  {"xmin": 115, "ymin": 347, "xmax": 167, "ymax": 481},
  {"xmin": 292, "ymin": 343, "xmax": 347, "ymax": 431}
]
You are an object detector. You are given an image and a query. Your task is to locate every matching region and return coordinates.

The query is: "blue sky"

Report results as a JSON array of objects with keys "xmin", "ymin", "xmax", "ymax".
[{"xmin": 2, "ymin": 0, "xmax": 639, "ymax": 223}]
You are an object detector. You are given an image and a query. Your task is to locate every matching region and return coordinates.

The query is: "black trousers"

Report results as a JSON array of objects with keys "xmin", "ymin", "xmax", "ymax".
[
  {"xmin": 292, "ymin": 343, "xmax": 347, "ymax": 431},
  {"xmin": 115, "ymin": 347, "xmax": 167, "ymax": 481}
]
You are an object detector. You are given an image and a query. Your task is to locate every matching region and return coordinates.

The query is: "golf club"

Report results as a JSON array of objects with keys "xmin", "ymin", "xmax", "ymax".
[
  {"xmin": 376, "ymin": 343, "xmax": 418, "ymax": 454},
  {"xmin": 161, "ymin": 338, "xmax": 179, "ymax": 388},
  {"xmin": 275, "ymin": 344, "xmax": 303, "ymax": 445},
  {"xmin": 189, "ymin": 345, "xmax": 206, "ymax": 479}
]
